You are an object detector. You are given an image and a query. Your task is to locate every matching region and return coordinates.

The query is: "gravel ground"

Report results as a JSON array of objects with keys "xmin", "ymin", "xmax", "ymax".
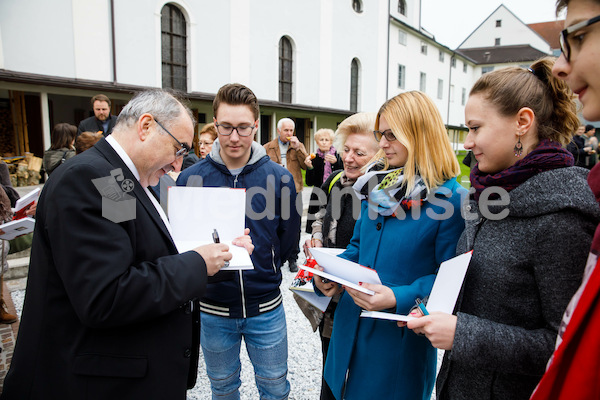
[{"xmin": 10, "ymin": 232, "xmax": 442, "ymax": 400}]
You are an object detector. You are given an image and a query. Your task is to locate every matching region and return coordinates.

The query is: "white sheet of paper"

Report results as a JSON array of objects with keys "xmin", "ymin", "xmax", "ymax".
[
  {"xmin": 0, "ymin": 217, "xmax": 35, "ymax": 240},
  {"xmin": 168, "ymin": 187, "xmax": 253, "ymax": 270},
  {"xmin": 361, "ymin": 251, "xmax": 473, "ymax": 321},
  {"xmin": 306, "ymin": 247, "xmax": 382, "ymax": 295}
]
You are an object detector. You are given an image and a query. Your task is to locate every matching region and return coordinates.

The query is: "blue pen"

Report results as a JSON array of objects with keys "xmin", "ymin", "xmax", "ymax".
[{"xmin": 416, "ymin": 298, "xmax": 429, "ymax": 316}]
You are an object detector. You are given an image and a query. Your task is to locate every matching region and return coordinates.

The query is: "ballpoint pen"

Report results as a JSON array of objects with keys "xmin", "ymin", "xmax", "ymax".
[
  {"xmin": 415, "ymin": 298, "xmax": 429, "ymax": 316},
  {"xmin": 212, "ymin": 229, "xmax": 229, "ymax": 268}
]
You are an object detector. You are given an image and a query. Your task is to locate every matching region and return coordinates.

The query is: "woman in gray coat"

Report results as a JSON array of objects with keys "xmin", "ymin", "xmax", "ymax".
[{"xmin": 408, "ymin": 57, "xmax": 600, "ymax": 399}]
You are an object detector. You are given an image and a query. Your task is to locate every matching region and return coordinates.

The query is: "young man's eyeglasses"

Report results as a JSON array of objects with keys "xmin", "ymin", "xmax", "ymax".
[
  {"xmin": 154, "ymin": 119, "xmax": 190, "ymax": 157},
  {"xmin": 215, "ymin": 122, "xmax": 256, "ymax": 137},
  {"xmin": 559, "ymin": 15, "xmax": 600, "ymax": 62},
  {"xmin": 373, "ymin": 129, "xmax": 396, "ymax": 142}
]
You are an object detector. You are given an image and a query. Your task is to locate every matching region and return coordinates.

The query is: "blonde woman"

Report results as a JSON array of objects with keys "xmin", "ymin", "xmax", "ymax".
[
  {"xmin": 315, "ymin": 91, "xmax": 465, "ymax": 400},
  {"xmin": 305, "ymin": 128, "xmax": 343, "ymax": 233}
]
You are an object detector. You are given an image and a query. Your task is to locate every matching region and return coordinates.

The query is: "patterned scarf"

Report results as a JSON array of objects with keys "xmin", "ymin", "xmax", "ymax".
[
  {"xmin": 317, "ymin": 146, "xmax": 337, "ymax": 184},
  {"xmin": 470, "ymin": 139, "xmax": 574, "ymax": 201},
  {"xmin": 354, "ymin": 164, "xmax": 428, "ymax": 217}
]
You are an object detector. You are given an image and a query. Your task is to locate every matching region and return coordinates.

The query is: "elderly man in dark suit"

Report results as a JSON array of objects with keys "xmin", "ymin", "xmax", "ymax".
[{"xmin": 1, "ymin": 89, "xmax": 252, "ymax": 399}]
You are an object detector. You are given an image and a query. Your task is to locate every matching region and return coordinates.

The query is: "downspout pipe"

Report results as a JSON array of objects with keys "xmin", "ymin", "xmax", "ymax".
[{"xmin": 110, "ymin": 0, "xmax": 117, "ymax": 83}]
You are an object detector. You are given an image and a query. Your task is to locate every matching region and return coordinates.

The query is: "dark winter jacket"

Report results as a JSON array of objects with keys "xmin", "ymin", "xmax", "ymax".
[{"xmin": 177, "ymin": 140, "xmax": 299, "ymax": 318}]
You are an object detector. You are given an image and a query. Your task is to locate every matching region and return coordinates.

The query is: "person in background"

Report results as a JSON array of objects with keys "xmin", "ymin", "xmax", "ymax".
[
  {"xmin": 0, "ymin": 161, "xmax": 19, "ymax": 325},
  {"xmin": 177, "ymin": 83, "xmax": 298, "ymax": 400},
  {"xmin": 408, "ymin": 57, "xmax": 600, "ymax": 400},
  {"xmin": 584, "ymin": 124, "xmax": 598, "ymax": 168},
  {"xmin": 315, "ymin": 91, "xmax": 465, "ymax": 400},
  {"xmin": 74, "ymin": 131, "xmax": 103, "ymax": 154},
  {"xmin": 567, "ymin": 125, "xmax": 589, "ymax": 167},
  {"xmin": 264, "ymin": 118, "xmax": 309, "ymax": 272},
  {"xmin": 529, "ymin": 1, "xmax": 600, "ymax": 398},
  {"xmin": 300, "ymin": 112, "xmax": 378, "ymax": 400},
  {"xmin": 42, "ymin": 123, "xmax": 77, "ymax": 176},
  {"xmin": 304, "ymin": 128, "xmax": 343, "ymax": 234},
  {"xmin": 198, "ymin": 122, "xmax": 218, "ymax": 160},
  {"xmin": 77, "ymin": 94, "xmax": 118, "ymax": 137}
]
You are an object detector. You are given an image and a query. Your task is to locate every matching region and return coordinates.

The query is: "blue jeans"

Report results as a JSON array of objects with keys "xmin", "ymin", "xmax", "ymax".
[{"xmin": 200, "ymin": 304, "xmax": 290, "ymax": 400}]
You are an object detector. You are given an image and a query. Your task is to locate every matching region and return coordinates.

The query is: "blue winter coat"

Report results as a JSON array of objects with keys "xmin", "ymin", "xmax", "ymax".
[
  {"xmin": 324, "ymin": 178, "xmax": 466, "ymax": 400},
  {"xmin": 177, "ymin": 141, "xmax": 299, "ymax": 319}
]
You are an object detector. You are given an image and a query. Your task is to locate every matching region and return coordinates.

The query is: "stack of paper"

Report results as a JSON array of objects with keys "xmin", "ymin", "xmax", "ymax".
[{"xmin": 300, "ymin": 247, "xmax": 381, "ymax": 295}]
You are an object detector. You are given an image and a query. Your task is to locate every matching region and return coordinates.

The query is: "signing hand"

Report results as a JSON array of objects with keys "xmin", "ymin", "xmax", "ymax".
[
  {"xmin": 194, "ymin": 243, "xmax": 232, "ymax": 276},
  {"xmin": 406, "ymin": 312, "xmax": 457, "ymax": 350},
  {"xmin": 232, "ymin": 228, "xmax": 253, "ymax": 255},
  {"xmin": 344, "ymin": 282, "xmax": 396, "ymax": 311}
]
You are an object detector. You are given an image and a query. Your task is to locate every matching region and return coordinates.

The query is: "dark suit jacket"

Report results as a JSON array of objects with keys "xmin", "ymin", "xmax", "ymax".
[
  {"xmin": 1, "ymin": 139, "xmax": 208, "ymax": 400},
  {"xmin": 78, "ymin": 115, "xmax": 118, "ymax": 137}
]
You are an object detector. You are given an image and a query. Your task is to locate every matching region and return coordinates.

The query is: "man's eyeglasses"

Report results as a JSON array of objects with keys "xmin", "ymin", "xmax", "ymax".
[
  {"xmin": 373, "ymin": 129, "xmax": 396, "ymax": 142},
  {"xmin": 215, "ymin": 122, "xmax": 256, "ymax": 137},
  {"xmin": 559, "ymin": 15, "xmax": 600, "ymax": 62},
  {"xmin": 154, "ymin": 119, "xmax": 190, "ymax": 158}
]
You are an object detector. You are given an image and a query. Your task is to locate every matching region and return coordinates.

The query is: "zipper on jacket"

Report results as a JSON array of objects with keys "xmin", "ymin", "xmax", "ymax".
[
  {"xmin": 233, "ymin": 174, "xmax": 239, "ymax": 188},
  {"xmin": 271, "ymin": 245, "xmax": 277, "ymax": 273},
  {"xmin": 239, "ymin": 269, "xmax": 247, "ymax": 318}
]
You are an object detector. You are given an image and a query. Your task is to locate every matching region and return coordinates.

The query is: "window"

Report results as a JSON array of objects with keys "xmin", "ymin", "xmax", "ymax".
[
  {"xmin": 420, "ymin": 42, "xmax": 428, "ymax": 55},
  {"xmin": 398, "ymin": 30, "xmax": 407, "ymax": 45},
  {"xmin": 461, "ymin": 88, "xmax": 466, "ymax": 106},
  {"xmin": 420, "ymin": 72, "xmax": 426, "ymax": 92},
  {"xmin": 279, "ymin": 36, "xmax": 293, "ymax": 103},
  {"xmin": 398, "ymin": 0, "xmax": 406, "ymax": 16},
  {"xmin": 439, "ymin": 51, "xmax": 444, "ymax": 62},
  {"xmin": 398, "ymin": 64, "xmax": 406, "ymax": 89},
  {"xmin": 352, "ymin": 0, "xmax": 363, "ymax": 13},
  {"xmin": 451, "ymin": 57, "xmax": 456, "ymax": 68},
  {"xmin": 495, "ymin": 38, "xmax": 501, "ymax": 46},
  {"xmin": 496, "ymin": 19, "xmax": 502, "ymax": 27},
  {"xmin": 437, "ymin": 79, "xmax": 443, "ymax": 99},
  {"xmin": 482, "ymin": 66, "xmax": 495, "ymax": 74},
  {"xmin": 161, "ymin": 4, "xmax": 187, "ymax": 91},
  {"xmin": 350, "ymin": 58, "xmax": 360, "ymax": 112},
  {"xmin": 463, "ymin": 62, "xmax": 468, "ymax": 73}
]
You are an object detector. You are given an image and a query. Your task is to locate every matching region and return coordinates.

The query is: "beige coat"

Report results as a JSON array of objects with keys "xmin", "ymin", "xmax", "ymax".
[{"xmin": 263, "ymin": 138, "xmax": 308, "ymax": 193}]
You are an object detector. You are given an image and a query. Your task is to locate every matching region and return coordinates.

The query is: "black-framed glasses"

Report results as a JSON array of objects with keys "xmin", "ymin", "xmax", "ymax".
[
  {"xmin": 215, "ymin": 122, "xmax": 256, "ymax": 137},
  {"xmin": 559, "ymin": 15, "xmax": 600, "ymax": 62},
  {"xmin": 154, "ymin": 119, "xmax": 190, "ymax": 158},
  {"xmin": 373, "ymin": 129, "xmax": 396, "ymax": 142}
]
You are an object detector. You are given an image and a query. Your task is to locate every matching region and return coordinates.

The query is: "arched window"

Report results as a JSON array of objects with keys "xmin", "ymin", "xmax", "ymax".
[
  {"xmin": 352, "ymin": 0, "xmax": 363, "ymax": 13},
  {"xmin": 161, "ymin": 4, "xmax": 187, "ymax": 91},
  {"xmin": 279, "ymin": 37, "xmax": 293, "ymax": 103},
  {"xmin": 350, "ymin": 58, "xmax": 359, "ymax": 112},
  {"xmin": 398, "ymin": 0, "xmax": 406, "ymax": 16}
]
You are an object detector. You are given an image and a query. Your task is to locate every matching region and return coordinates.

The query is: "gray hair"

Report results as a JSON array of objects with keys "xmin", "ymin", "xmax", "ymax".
[
  {"xmin": 277, "ymin": 117, "xmax": 295, "ymax": 131},
  {"xmin": 116, "ymin": 89, "xmax": 195, "ymax": 131}
]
